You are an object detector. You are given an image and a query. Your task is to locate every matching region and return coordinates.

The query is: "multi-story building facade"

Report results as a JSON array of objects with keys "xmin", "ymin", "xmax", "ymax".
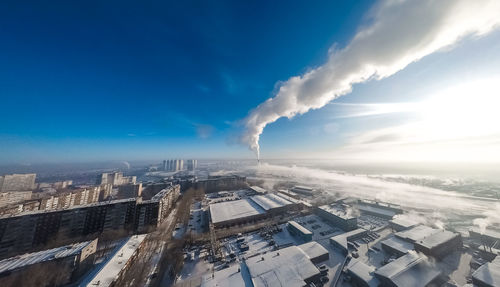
[
  {"xmin": 0, "ymin": 184, "xmax": 180, "ymax": 259},
  {"xmin": 0, "ymin": 174, "xmax": 36, "ymax": 192},
  {"xmin": 96, "ymin": 172, "xmax": 136, "ymax": 186}
]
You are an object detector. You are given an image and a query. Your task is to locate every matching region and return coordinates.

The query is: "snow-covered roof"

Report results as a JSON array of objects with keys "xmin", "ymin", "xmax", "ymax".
[
  {"xmin": 82, "ymin": 234, "xmax": 147, "ymax": 287},
  {"xmin": 250, "ymin": 193, "xmax": 293, "ymax": 211},
  {"xmin": 297, "ymin": 241, "xmax": 328, "ymax": 261},
  {"xmin": 472, "ymin": 257, "xmax": 500, "ymax": 287},
  {"xmin": 395, "ymin": 225, "xmax": 440, "ymax": 243},
  {"xmin": 210, "ymin": 199, "xmax": 265, "ymax": 224},
  {"xmin": 357, "ymin": 204, "xmax": 396, "ymax": 218},
  {"xmin": 374, "ymin": 252, "xmax": 441, "ymax": 287},
  {"xmin": 415, "ymin": 230, "xmax": 459, "ymax": 249},
  {"xmin": 202, "ymin": 263, "xmax": 250, "ymax": 287},
  {"xmin": 0, "ymin": 240, "xmax": 95, "ymax": 274},
  {"xmin": 329, "ymin": 228, "xmax": 367, "ymax": 251},
  {"xmin": 381, "ymin": 236, "xmax": 414, "ymax": 255},
  {"xmin": 346, "ymin": 259, "xmax": 379, "ymax": 287},
  {"xmin": 288, "ymin": 221, "xmax": 312, "ymax": 235},
  {"xmin": 318, "ymin": 204, "xmax": 356, "ymax": 220},
  {"xmin": 246, "ymin": 246, "xmax": 320, "ymax": 287},
  {"xmin": 249, "ymin": 186, "xmax": 267, "ymax": 194},
  {"xmin": 389, "ymin": 217, "xmax": 418, "ymax": 229}
]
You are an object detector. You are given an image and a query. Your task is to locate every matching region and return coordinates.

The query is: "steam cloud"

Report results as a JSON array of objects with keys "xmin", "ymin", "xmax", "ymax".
[{"xmin": 242, "ymin": 0, "xmax": 500, "ymax": 158}]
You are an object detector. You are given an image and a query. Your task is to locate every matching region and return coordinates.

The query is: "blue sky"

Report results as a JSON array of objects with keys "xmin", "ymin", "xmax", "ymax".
[{"xmin": 1, "ymin": 0, "xmax": 500, "ymax": 163}]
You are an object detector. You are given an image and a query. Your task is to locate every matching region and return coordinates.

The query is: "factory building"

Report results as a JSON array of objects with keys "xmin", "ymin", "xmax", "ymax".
[
  {"xmin": 330, "ymin": 228, "xmax": 367, "ymax": 255},
  {"xmin": 414, "ymin": 230, "xmax": 462, "ymax": 259},
  {"xmin": 381, "ymin": 236, "xmax": 414, "ymax": 257},
  {"xmin": 246, "ymin": 246, "xmax": 321, "ymax": 287},
  {"xmin": 209, "ymin": 193, "xmax": 298, "ymax": 228},
  {"xmin": 315, "ymin": 204, "xmax": 357, "ymax": 231},
  {"xmin": 297, "ymin": 241, "xmax": 329, "ymax": 264},
  {"xmin": 346, "ymin": 259, "xmax": 380, "ymax": 287},
  {"xmin": 356, "ymin": 199, "xmax": 403, "ymax": 219},
  {"xmin": 0, "ymin": 239, "xmax": 97, "ymax": 286},
  {"xmin": 250, "ymin": 193, "xmax": 297, "ymax": 215},
  {"xmin": 287, "ymin": 221, "xmax": 313, "ymax": 242},
  {"xmin": 469, "ymin": 228, "xmax": 500, "ymax": 248},
  {"xmin": 472, "ymin": 257, "xmax": 500, "ymax": 287},
  {"xmin": 290, "ymin": 186, "xmax": 314, "ymax": 196},
  {"xmin": 389, "ymin": 217, "xmax": 419, "ymax": 231},
  {"xmin": 209, "ymin": 198, "xmax": 266, "ymax": 228},
  {"xmin": 374, "ymin": 252, "xmax": 442, "ymax": 287}
]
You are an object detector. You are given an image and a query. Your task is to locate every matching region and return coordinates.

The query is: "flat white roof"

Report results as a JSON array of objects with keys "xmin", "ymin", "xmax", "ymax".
[
  {"xmin": 389, "ymin": 217, "xmax": 418, "ymax": 229},
  {"xmin": 0, "ymin": 240, "xmax": 94, "ymax": 274},
  {"xmin": 246, "ymin": 246, "xmax": 319, "ymax": 287},
  {"xmin": 249, "ymin": 186, "xmax": 267, "ymax": 194},
  {"xmin": 250, "ymin": 193, "xmax": 293, "ymax": 211},
  {"xmin": 202, "ymin": 263, "xmax": 250, "ymax": 287},
  {"xmin": 330, "ymin": 228, "xmax": 366, "ymax": 250},
  {"xmin": 297, "ymin": 241, "xmax": 328, "ymax": 261},
  {"xmin": 375, "ymin": 252, "xmax": 441, "ymax": 287},
  {"xmin": 318, "ymin": 204, "xmax": 356, "ymax": 220},
  {"xmin": 415, "ymin": 230, "xmax": 459, "ymax": 249},
  {"xmin": 357, "ymin": 204, "xmax": 396, "ymax": 218},
  {"xmin": 210, "ymin": 199, "xmax": 265, "ymax": 224},
  {"xmin": 83, "ymin": 234, "xmax": 147, "ymax": 287},
  {"xmin": 381, "ymin": 236, "xmax": 414, "ymax": 255},
  {"xmin": 395, "ymin": 225, "xmax": 440, "ymax": 242},
  {"xmin": 472, "ymin": 257, "xmax": 500, "ymax": 287},
  {"xmin": 346, "ymin": 259, "xmax": 379, "ymax": 287},
  {"xmin": 288, "ymin": 221, "xmax": 312, "ymax": 235}
]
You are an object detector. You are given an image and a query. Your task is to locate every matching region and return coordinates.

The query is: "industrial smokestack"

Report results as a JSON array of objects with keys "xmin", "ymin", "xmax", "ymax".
[{"xmin": 241, "ymin": 0, "xmax": 500, "ymax": 158}]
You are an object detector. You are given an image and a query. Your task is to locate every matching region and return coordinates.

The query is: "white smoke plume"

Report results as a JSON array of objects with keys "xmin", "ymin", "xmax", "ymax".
[{"xmin": 242, "ymin": 0, "xmax": 500, "ymax": 158}]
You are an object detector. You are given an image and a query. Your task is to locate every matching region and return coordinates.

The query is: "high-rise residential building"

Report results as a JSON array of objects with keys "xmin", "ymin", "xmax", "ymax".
[
  {"xmin": 163, "ymin": 159, "xmax": 184, "ymax": 172},
  {"xmin": 0, "ymin": 174, "xmax": 36, "ymax": 192},
  {"xmin": 186, "ymin": 159, "xmax": 198, "ymax": 171}
]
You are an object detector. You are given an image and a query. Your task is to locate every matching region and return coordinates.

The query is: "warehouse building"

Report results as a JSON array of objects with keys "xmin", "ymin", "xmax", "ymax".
[
  {"xmin": 0, "ymin": 239, "xmax": 97, "ymax": 286},
  {"xmin": 381, "ymin": 236, "xmax": 414, "ymax": 257},
  {"xmin": 394, "ymin": 225, "xmax": 440, "ymax": 243},
  {"xmin": 209, "ymin": 198, "xmax": 265, "ymax": 228},
  {"xmin": 374, "ymin": 252, "xmax": 442, "ymax": 287},
  {"xmin": 246, "ymin": 246, "xmax": 321, "ymax": 287},
  {"xmin": 297, "ymin": 241, "xmax": 329, "ymax": 264},
  {"xmin": 356, "ymin": 200, "xmax": 403, "ymax": 219},
  {"xmin": 472, "ymin": 257, "xmax": 500, "ymax": 287},
  {"xmin": 250, "ymin": 193, "xmax": 296, "ymax": 215},
  {"xmin": 287, "ymin": 220, "xmax": 313, "ymax": 242},
  {"xmin": 290, "ymin": 186, "xmax": 314, "ymax": 196},
  {"xmin": 389, "ymin": 217, "xmax": 418, "ymax": 231},
  {"xmin": 346, "ymin": 259, "xmax": 380, "ymax": 287},
  {"xmin": 316, "ymin": 204, "xmax": 357, "ymax": 231},
  {"xmin": 469, "ymin": 228, "xmax": 500, "ymax": 247},
  {"xmin": 330, "ymin": 228, "xmax": 367, "ymax": 255},
  {"xmin": 414, "ymin": 230, "xmax": 462, "ymax": 259}
]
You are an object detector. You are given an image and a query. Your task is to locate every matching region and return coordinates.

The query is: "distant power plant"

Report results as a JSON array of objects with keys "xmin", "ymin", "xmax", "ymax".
[{"xmin": 162, "ymin": 159, "xmax": 197, "ymax": 172}]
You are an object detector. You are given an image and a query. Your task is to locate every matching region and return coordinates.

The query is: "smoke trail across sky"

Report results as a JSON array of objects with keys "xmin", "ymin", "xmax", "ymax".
[{"xmin": 241, "ymin": 0, "xmax": 500, "ymax": 158}]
